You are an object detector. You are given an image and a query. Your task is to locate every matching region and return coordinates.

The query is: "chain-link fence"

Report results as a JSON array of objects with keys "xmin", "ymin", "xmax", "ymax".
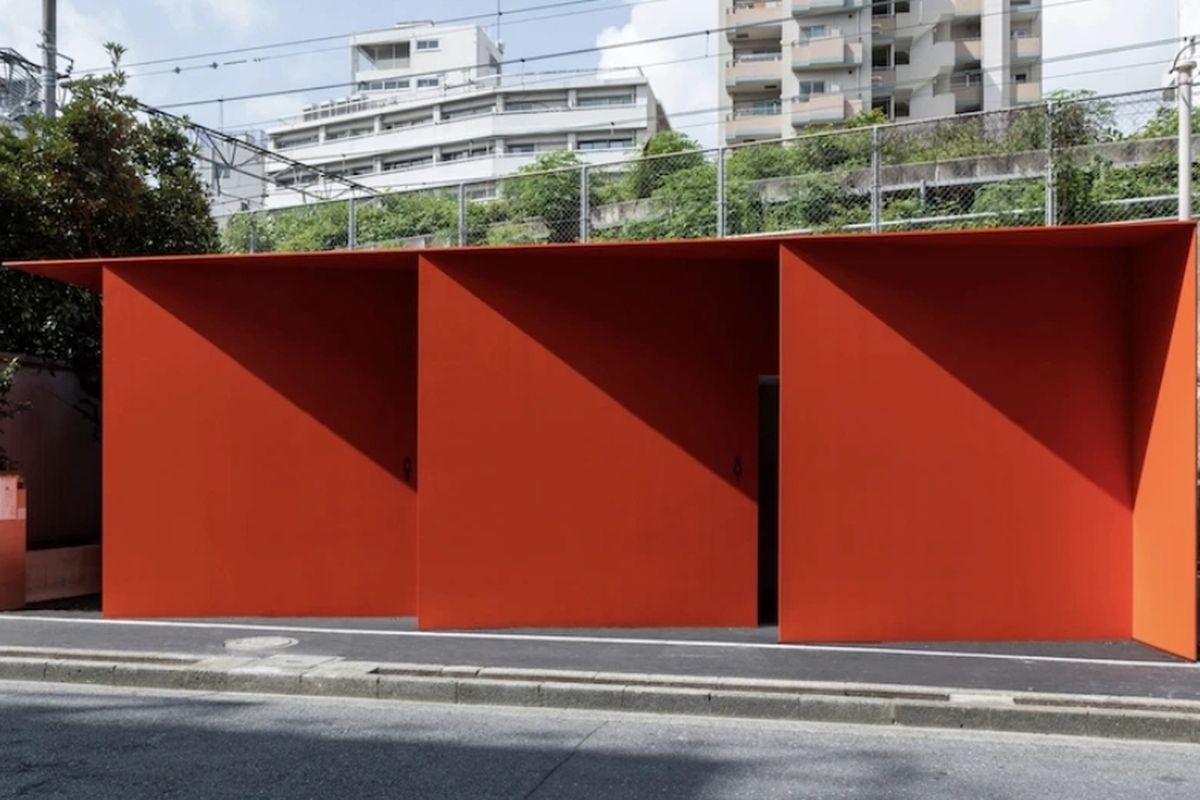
[{"xmin": 218, "ymin": 86, "xmax": 1197, "ymax": 253}]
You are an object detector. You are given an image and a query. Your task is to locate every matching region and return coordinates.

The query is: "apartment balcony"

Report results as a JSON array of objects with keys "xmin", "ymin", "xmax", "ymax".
[
  {"xmin": 790, "ymin": 92, "xmax": 863, "ymax": 127},
  {"xmin": 726, "ymin": 1, "xmax": 784, "ymax": 40},
  {"xmin": 1010, "ymin": 0, "xmax": 1041, "ymax": 19},
  {"xmin": 955, "ymin": 38, "xmax": 982, "ymax": 64},
  {"xmin": 725, "ymin": 55, "xmax": 784, "ymax": 91},
  {"xmin": 792, "ymin": 0, "xmax": 865, "ymax": 17},
  {"xmin": 1015, "ymin": 81, "xmax": 1041, "ymax": 104},
  {"xmin": 724, "ymin": 105, "xmax": 785, "ymax": 141},
  {"xmin": 946, "ymin": 74, "xmax": 984, "ymax": 111},
  {"xmin": 1011, "ymin": 35, "xmax": 1041, "ymax": 62},
  {"xmin": 872, "ymin": 15, "xmax": 896, "ymax": 39},
  {"xmin": 792, "ymin": 37, "xmax": 864, "ymax": 70},
  {"xmin": 951, "ymin": 0, "xmax": 981, "ymax": 15},
  {"xmin": 872, "ymin": 68, "xmax": 896, "ymax": 90}
]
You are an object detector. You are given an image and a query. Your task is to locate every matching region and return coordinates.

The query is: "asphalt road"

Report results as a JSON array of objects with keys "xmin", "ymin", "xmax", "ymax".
[{"xmin": 2, "ymin": 681, "xmax": 1198, "ymax": 799}]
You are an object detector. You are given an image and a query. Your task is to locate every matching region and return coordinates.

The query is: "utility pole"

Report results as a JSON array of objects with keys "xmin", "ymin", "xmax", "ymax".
[
  {"xmin": 1173, "ymin": 45, "xmax": 1195, "ymax": 221},
  {"xmin": 41, "ymin": 0, "xmax": 57, "ymax": 117}
]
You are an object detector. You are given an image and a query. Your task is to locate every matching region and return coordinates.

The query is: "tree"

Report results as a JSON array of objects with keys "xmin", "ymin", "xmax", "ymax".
[
  {"xmin": 502, "ymin": 151, "xmax": 587, "ymax": 243},
  {"xmin": 0, "ymin": 43, "xmax": 218, "ymax": 426},
  {"xmin": 626, "ymin": 131, "xmax": 706, "ymax": 199},
  {"xmin": 0, "ymin": 358, "xmax": 30, "ymax": 471}
]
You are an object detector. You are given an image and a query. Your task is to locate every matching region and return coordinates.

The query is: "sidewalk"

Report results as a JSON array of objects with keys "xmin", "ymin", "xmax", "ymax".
[{"xmin": 2, "ymin": 610, "xmax": 1199, "ymax": 743}]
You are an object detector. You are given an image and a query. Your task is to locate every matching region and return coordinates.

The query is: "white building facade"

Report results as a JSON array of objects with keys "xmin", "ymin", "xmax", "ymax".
[
  {"xmin": 720, "ymin": 0, "xmax": 1043, "ymax": 144},
  {"xmin": 262, "ymin": 22, "xmax": 668, "ymax": 209}
]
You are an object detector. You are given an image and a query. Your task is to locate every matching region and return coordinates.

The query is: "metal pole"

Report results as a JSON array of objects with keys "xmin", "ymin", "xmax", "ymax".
[
  {"xmin": 579, "ymin": 165, "xmax": 590, "ymax": 243},
  {"xmin": 716, "ymin": 147, "xmax": 726, "ymax": 238},
  {"xmin": 870, "ymin": 126, "xmax": 882, "ymax": 233},
  {"xmin": 457, "ymin": 183, "xmax": 467, "ymax": 247},
  {"xmin": 41, "ymin": 0, "xmax": 57, "ymax": 118},
  {"xmin": 347, "ymin": 195, "xmax": 357, "ymax": 250},
  {"xmin": 1175, "ymin": 59, "xmax": 1195, "ymax": 221},
  {"xmin": 1044, "ymin": 101, "xmax": 1056, "ymax": 226},
  {"xmin": 249, "ymin": 210, "xmax": 257, "ymax": 254}
]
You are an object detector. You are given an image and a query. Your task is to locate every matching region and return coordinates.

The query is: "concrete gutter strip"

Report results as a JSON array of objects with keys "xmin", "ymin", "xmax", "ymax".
[{"xmin": 2, "ymin": 650, "xmax": 1199, "ymax": 744}]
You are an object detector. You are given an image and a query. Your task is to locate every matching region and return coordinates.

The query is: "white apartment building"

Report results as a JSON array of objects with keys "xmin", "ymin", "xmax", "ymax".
[
  {"xmin": 262, "ymin": 22, "xmax": 669, "ymax": 209},
  {"xmin": 720, "ymin": 0, "xmax": 1043, "ymax": 144}
]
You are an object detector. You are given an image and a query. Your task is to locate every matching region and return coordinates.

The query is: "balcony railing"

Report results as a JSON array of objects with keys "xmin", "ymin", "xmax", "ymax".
[
  {"xmin": 725, "ymin": 0, "xmax": 784, "ymax": 38},
  {"xmin": 724, "ymin": 105, "xmax": 784, "ymax": 140},
  {"xmin": 1012, "ymin": 35, "xmax": 1041, "ymax": 61},
  {"xmin": 793, "ymin": 0, "xmax": 864, "ymax": 16},
  {"xmin": 1015, "ymin": 81, "xmax": 1041, "ymax": 104},
  {"xmin": 792, "ymin": 37, "xmax": 864, "ymax": 70},
  {"xmin": 790, "ymin": 92, "xmax": 861, "ymax": 126},
  {"xmin": 726, "ymin": 55, "xmax": 784, "ymax": 88},
  {"xmin": 955, "ymin": 39, "xmax": 983, "ymax": 64}
]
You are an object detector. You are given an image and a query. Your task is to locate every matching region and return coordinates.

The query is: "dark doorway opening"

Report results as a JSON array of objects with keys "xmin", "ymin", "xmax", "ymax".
[{"xmin": 758, "ymin": 376, "xmax": 780, "ymax": 625}]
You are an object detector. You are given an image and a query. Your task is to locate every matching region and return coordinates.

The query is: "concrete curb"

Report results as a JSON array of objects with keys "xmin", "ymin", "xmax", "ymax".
[{"xmin": 2, "ymin": 647, "xmax": 1199, "ymax": 744}]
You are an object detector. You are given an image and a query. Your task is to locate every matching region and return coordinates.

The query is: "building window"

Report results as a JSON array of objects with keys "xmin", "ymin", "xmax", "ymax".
[
  {"xmin": 797, "ymin": 80, "xmax": 826, "ymax": 98},
  {"xmin": 274, "ymin": 133, "xmax": 319, "ymax": 149},
  {"xmin": 416, "ymin": 39, "xmax": 439, "ymax": 51},
  {"xmin": 506, "ymin": 143, "xmax": 536, "ymax": 154},
  {"xmin": 799, "ymin": 25, "xmax": 830, "ymax": 39},
  {"xmin": 1014, "ymin": 72, "xmax": 1029, "ymax": 83},
  {"xmin": 442, "ymin": 104, "xmax": 495, "ymax": 121},
  {"xmin": 417, "ymin": 77, "xmax": 440, "ymax": 88},
  {"xmin": 382, "ymin": 155, "xmax": 434, "ymax": 172},
  {"xmin": 577, "ymin": 137, "xmax": 634, "ymax": 151},
  {"xmin": 575, "ymin": 94, "xmax": 635, "ymax": 108},
  {"xmin": 440, "ymin": 144, "xmax": 493, "ymax": 162}
]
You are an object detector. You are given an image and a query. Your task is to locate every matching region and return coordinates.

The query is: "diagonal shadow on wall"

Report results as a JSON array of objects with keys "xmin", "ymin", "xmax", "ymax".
[
  {"xmin": 112, "ymin": 260, "xmax": 418, "ymax": 488},
  {"xmin": 790, "ymin": 239, "xmax": 1162, "ymax": 509},
  {"xmin": 428, "ymin": 248, "xmax": 780, "ymax": 502}
]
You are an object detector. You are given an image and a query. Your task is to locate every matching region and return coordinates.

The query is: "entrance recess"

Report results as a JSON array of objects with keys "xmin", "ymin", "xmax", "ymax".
[{"xmin": 758, "ymin": 376, "xmax": 780, "ymax": 625}]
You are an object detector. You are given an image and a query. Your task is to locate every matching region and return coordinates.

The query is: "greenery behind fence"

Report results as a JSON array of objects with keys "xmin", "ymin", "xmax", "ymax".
[{"xmin": 223, "ymin": 89, "xmax": 1199, "ymax": 254}]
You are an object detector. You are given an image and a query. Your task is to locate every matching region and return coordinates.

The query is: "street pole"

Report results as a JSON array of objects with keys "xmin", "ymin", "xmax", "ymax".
[
  {"xmin": 41, "ymin": 0, "xmax": 57, "ymax": 118},
  {"xmin": 1175, "ymin": 54, "xmax": 1195, "ymax": 221}
]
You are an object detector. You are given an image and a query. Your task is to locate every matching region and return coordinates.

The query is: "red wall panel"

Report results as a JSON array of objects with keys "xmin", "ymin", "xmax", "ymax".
[
  {"xmin": 779, "ymin": 240, "xmax": 1137, "ymax": 643},
  {"xmin": 102, "ymin": 262, "xmax": 418, "ymax": 617},
  {"xmin": 1131, "ymin": 228, "xmax": 1197, "ymax": 658},
  {"xmin": 417, "ymin": 251, "xmax": 777, "ymax": 628}
]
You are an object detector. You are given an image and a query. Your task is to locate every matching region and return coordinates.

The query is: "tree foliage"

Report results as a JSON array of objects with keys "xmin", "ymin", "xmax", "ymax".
[{"xmin": 0, "ymin": 43, "xmax": 218, "ymax": 427}]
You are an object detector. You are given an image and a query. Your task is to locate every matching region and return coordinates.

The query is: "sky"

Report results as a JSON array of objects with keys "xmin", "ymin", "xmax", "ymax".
[{"xmin": 0, "ymin": 0, "xmax": 1190, "ymax": 149}]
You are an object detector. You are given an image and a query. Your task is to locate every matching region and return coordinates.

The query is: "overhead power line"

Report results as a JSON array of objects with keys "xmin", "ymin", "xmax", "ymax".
[
  {"xmin": 117, "ymin": 0, "xmax": 677, "ymax": 80},
  {"xmin": 153, "ymin": 0, "xmax": 1101, "ymax": 111},
  {"xmin": 74, "ymin": 0, "xmax": 619, "ymax": 74}
]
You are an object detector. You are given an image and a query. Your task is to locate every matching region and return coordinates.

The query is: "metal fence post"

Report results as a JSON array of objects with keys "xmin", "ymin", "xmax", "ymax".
[
  {"xmin": 870, "ymin": 126, "xmax": 882, "ymax": 233},
  {"xmin": 1175, "ymin": 62, "xmax": 1194, "ymax": 221},
  {"xmin": 579, "ymin": 164, "xmax": 590, "ymax": 243},
  {"xmin": 347, "ymin": 195, "xmax": 357, "ymax": 249},
  {"xmin": 457, "ymin": 183, "xmax": 467, "ymax": 247},
  {"xmin": 1044, "ymin": 101, "xmax": 1056, "ymax": 226},
  {"xmin": 248, "ymin": 210, "xmax": 257, "ymax": 254},
  {"xmin": 716, "ymin": 147, "xmax": 727, "ymax": 238}
]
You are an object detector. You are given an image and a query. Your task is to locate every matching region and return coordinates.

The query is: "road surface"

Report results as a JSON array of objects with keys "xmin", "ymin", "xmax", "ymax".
[{"xmin": 1, "ymin": 680, "xmax": 1197, "ymax": 799}]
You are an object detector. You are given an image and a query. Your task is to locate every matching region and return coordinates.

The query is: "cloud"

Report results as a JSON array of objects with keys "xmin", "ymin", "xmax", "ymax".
[
  {"xmin": 595, "ymin": 0, "xmax": 720, "ymax": 148},
  {"xmin": 1182, "ymin": 0, "xmax": 1200, "ymax": 39},
  {"xmin": 152, "ymin": 0, "xmax": 269, "ymax": 35},
  {"xmin": 1042, "ymin": 0, "xmax": 1178, "ymax": 95}
]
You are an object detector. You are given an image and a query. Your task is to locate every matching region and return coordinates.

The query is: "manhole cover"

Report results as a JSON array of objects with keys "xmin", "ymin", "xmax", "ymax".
[{"xmin": 224, "ymin": 636, "xmax": 298, "ymax": 652}]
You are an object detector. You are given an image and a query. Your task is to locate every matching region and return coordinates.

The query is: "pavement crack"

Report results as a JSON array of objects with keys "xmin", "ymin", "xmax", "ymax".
[{"xmin": 521, "ymin": 720, "xmax": 608, "ymax": 799}]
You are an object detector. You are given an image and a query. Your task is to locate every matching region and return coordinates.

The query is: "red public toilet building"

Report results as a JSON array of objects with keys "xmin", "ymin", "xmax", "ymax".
[{"xmin": 10, "ymin": 223, "xmax": 1198, "ymax": 659}]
